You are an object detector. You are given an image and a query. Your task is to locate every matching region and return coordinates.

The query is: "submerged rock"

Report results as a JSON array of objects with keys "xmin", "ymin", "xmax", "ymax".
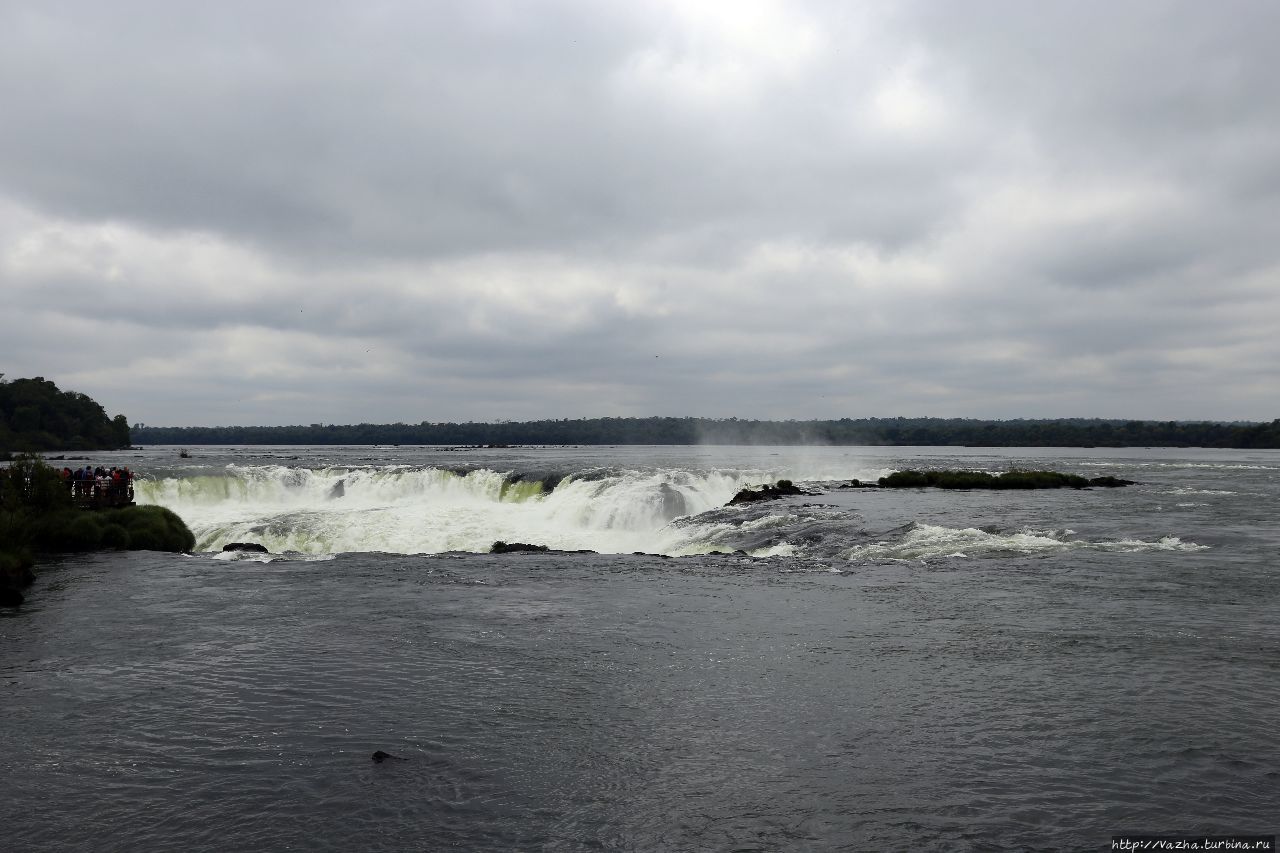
[
  {"xmin": 371, "ymin": 750, "xmax": 407, "ymax": 763},
  {"xmin": 1088, "ymin": 475, "xmax": 1137, "ymax": 487},
  {"xmin": 223, "ymin": 542, "xmax": 269, "ymax": 553}
]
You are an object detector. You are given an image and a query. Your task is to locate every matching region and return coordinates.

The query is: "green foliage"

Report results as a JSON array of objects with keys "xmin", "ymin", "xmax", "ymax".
[
  {"xmin": 131, "ymin": 416, "xmax": 1280, "ymax": 449},
  {"xmin": 107, "ymin": 505, "xmax": 197, "ymax": 552},
  {"xmin": 0, "ymin": 376, "xmax": 131, "ymax": 452},
  {"xmin": 932, "ymin": 471, "xmax": 997, "ymax": 489},
  {"xmin": 100, "ymin": 522, "xmax": 132, "ymax": 550},
  {"xmin": 58, "ymin": 512, "xmax": 104, "ymax": 550},
  {"xmin": 2, "ymin": 456, "xmax": 194, "ymax": 564},
  {"xmin": 1, "ymin": 452, "xmax": 74, "ymax": 512},
  {"xmin": 998, "ymin": 470, "xmax": 1090, "ymax": 489},
  {"xmin": 878, "ymin": 470, "xmax": 933, "ymax": 488},
  {"xmin": 878, "ymin": 469, "xmax": 1094, "ymax": 490},
  {"xmin": 26, "ymin": 505, "xmax": 194, "ymax": 553},
  {"xmin": 0, "ymin": 548, "xmax": 35, "ymax": 579}
]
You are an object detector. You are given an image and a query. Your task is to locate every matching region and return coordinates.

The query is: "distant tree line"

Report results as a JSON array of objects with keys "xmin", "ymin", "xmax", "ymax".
[
  {"xmin": 0, "ymin": 376, "xmax": 131, "ymax": 453},
  {"xmin": 131, "ymin": 416, "xmax": 1280, "ymax": 448}
]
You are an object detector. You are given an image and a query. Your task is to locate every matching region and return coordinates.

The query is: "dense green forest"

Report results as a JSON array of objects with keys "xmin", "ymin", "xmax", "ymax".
[
  {"xmin": 0, "ymin": 376, "xmax": 131, "ymax": 452},
  {"xmin": 132, "ymin": 416, "xmax": 1280, "ymax": 448}
]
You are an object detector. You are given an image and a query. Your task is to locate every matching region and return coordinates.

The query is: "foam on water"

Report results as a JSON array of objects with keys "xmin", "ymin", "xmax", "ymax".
[
  {"xmin": 1078, "ymin": 461, "xmax": 1278, "ymax": 470},
  {"xmin": 844, "ymin": 522, "xmax": 1207, "ymax": 562}
]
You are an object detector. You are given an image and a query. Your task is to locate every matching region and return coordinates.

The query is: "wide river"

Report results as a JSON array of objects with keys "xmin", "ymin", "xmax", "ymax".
[{"xmin": 3, "ymin": 445, "xmax": 1277, "ymax": 850}]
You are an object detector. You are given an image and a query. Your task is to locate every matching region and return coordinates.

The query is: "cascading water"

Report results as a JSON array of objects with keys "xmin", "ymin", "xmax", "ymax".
[
  {"xmin": 135, "ymin": 463, "xmax": 856, "ymax": 556},
  {"xmin": 134, "ymin": 457, "xmax": 1204, "ymax": 560}
]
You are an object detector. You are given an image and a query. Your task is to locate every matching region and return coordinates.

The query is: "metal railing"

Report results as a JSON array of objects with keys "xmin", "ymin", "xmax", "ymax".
[{"xmin": 68, "ymin": 477, "xmax": 136, "ymax": 508}]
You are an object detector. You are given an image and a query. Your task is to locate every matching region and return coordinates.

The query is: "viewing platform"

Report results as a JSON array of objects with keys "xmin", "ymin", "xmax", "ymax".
[{"xmin": 68, "ymin": 479, "xmax": 135, "ymax": 510}]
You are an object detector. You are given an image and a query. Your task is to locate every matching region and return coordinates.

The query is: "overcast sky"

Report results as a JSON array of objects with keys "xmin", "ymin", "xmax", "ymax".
[{"xmin": 2, "ymin": 0, "xmax": 1278, "ymax": 426}]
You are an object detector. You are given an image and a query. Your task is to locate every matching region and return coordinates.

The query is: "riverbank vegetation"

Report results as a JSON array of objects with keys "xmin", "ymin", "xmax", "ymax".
[
  {"xmin": 877, "ymin": 470, "xmax": 1134, "ymax": 490},
  {"xmin": 0, "ymin": 376, "xmax": 131, "ymax": 452},
  {"xmin": 131, "ymin": 416, "xmax": 1280, "ymax": 448},
  {"xmin": 1, "ymin": 455, "xmax": 194, "ymax": 605}
]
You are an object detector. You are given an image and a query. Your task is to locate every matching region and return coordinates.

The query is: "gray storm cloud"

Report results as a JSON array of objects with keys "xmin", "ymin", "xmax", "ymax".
[{"xmin": 1, "ymin": 0, "xmax": 1277, "ymax": 425}]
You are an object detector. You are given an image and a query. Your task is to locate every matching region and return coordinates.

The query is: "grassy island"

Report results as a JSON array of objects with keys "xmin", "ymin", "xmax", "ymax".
[
  {"xmin": 877, "ymin": 470, "xmax": 1134, "ymax": 490},
  {"xmin": 1, "ymin": 454, "xmax": 195, "ymax": 606}
]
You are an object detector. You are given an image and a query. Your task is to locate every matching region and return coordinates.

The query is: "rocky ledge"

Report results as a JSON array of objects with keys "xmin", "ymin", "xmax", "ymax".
[{"xmin": 727, "ymin": 479, "xmax": 812, "ymax": 506}]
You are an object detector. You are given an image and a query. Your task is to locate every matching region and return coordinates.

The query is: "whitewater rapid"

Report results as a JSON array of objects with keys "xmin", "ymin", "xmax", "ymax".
[
  {"xmin": 135, "ymin": 460, "xmax": 1206, "ymax": 561},
  {"xmin": 136, "ymin": 463, "xmax": 881, "ymax": 556}
]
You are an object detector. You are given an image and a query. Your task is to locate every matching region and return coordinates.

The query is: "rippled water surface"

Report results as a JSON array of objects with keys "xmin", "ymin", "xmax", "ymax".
[{"xmin": 3, "ymin": 445, "xmax": 1278, "ymax": 850}]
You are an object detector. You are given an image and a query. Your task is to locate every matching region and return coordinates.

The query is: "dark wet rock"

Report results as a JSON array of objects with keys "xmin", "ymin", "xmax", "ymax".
[
  {"xmin": 329, "ymin": 480, "xmax": 345, "ymax": 499},
  {"xmin": 490, "ymin": 541, "xmax": 549, "ymax": 554},
  {"xmin": 223, "ymin": 542, "xmax": 269, "ymax": 553},
  {"xmin": 488, "ymin": 542, "xmax": 596, "ymax": 555},
  {"xmin": 727, "ymin": 479, "xmax": 811, "ymax": 506},
  {"xmin": 371, "ymin": 750, "xmax": 407, "ymax": 763},
  {"xmin": 1088, "ymin": 476, "xmax": 1136, "ymax": 487},
  {"xmin": 657, "ymin": 482, "xmax": 688, "ymax": 520},
  {"xmin": 0, "ymin": 557, "xmax": 32, "ymax": 607}
]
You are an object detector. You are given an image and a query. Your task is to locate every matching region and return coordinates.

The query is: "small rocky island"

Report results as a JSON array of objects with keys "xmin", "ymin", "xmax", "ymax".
[
  {"xmin": 727, "ymin": 479, "xmax": 812, "ymax": 505},
  {"xmin": 877, "ymin": 470, "xmax": 1135, "ymax": 489},
  {"xmin": 725, "ymin": 470, "xmax": 1136, "ymax": 509}
]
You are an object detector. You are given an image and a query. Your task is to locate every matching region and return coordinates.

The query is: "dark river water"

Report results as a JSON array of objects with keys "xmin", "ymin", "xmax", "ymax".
[{"xmin": 2, "ymin": 445, "xmax": 1277, "ymax": 850}]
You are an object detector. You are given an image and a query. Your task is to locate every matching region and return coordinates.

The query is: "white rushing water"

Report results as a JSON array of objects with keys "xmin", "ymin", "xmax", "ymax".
[
  {"xmin": 135, "ymin": 458, "xmax": 1210, "ymax": 560},
  {"xmin": 841, "ymin": 522, "xmax": 1208, "ymax": 561},
  {"xmin": 136, "ymin": 462, "xmax": 894, "ymax": 556}
]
